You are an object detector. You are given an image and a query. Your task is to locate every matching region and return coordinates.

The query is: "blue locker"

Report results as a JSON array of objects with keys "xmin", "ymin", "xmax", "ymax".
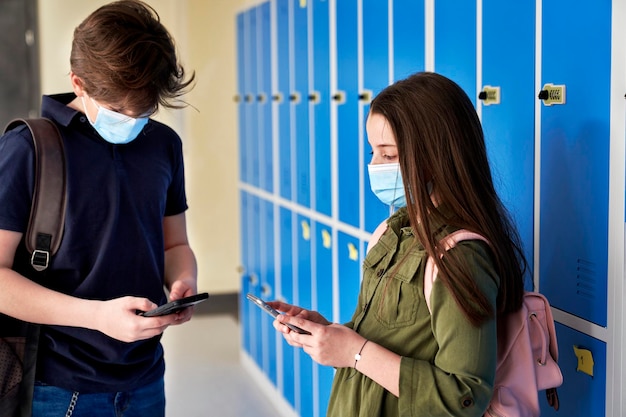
[
  {"xmin": 248, "ymin": 194, "xmax": 263, "ymax": 364},
  {"xmin": 276, "ymin": 0, "xmax": 292, "ymax": 200},
  {"xmin": 481, "ymin": 1, "xmax": 535, "ymax": 287},
  {"xmin": 294, "ymin": 1, "xmax": 311, "ymax": 208},
  {"xmin": 311, "ymin": 0, "xmax": 332, "ymax": 217},
  {"xmin": 240, "ymin": 191, "xmax": 252, "ymax": 355},
  {"xmin": 541, "ymin": 324, "xmax": 606, "ymax": 416},
  {"xmin": 236, "ymin": 12, "xmax": 249, "ymax": 184},
  {"xmin": 392, "ymin": 0, "xmax": 425, "ymax": 81},
  {"xmin": 434, "ymin": 0, "xmax": 476, "ymax": 104},
  {"xmin": 296, "ymin": 214, "xmax": 313, "ymax": 417},
  {"xmin": 314, "ymin": 222, "xmax": 334, "ymax": 417},
  {"xmin": 336, "ymin": 0, "xmax": 360, "ymax": 228},
  {"xmin": 247, "ymin": 7, "xmax": 261, "ymax": 189},
  {"xmin": 539, "ymin": 0, "xmax": 611, "ymax": 326},
  {"xmin": 258, "ymin": 3, "xmax": 274, "ymax": 193},
  {"xmin": 337, "ymin": 232, "xmax": 362, "ymax": 324},
  {"xmin": 362, "ymin": 0, "xmax": 393, "ymax": 233},
  {"xmin": 279, "ymin": 207, "xmax": 296, "ymax": 407},
  {"xmin": 260, "ymin": 199, "xmax": 277, "ymax": 384}
]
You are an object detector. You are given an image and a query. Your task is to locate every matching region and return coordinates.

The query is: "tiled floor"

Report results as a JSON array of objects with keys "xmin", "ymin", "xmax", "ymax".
[{"xmin": 162, "ymin": 294, "xmax": 281, "ymax": 417}]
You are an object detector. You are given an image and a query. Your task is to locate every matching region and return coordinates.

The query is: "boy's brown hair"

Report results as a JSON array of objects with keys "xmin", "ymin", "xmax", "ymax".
[{"xmin": 70, "ymin": 0, "xmax": 194, "ymax": 115}]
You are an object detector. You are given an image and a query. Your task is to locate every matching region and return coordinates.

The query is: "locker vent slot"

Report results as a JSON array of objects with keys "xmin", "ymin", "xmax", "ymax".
[{"xmin": 576, "ymin": 258, "xmax": 597, "ymax": 300}]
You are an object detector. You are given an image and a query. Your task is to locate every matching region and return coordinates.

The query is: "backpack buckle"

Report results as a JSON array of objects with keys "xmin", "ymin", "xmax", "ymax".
[{"xmin": 31, "ymin": 250, "xmax": 50, "ymax": 271}]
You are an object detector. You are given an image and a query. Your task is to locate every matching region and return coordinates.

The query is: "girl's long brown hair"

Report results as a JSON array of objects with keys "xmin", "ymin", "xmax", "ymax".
[{"xmin": 370, "ymin": 72, "xmax": 526, "ymax": 326}]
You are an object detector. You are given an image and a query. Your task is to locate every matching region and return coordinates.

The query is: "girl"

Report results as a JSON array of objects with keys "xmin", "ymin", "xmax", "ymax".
[{"xmin": 270, "ymin": 72, "xmax": 527, "ymax": 417}]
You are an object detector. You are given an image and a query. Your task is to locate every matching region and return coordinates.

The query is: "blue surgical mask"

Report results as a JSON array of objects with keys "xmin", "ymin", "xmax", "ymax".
[
  {"xmin": 367, "ymin": 162, "xmax": 407, "ymax": 208},
  {"xmin": 82, "ymin": 96, "xmax": 148, "ymax": 144}
]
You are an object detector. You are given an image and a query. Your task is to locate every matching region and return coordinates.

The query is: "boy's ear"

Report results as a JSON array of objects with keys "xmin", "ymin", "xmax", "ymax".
[{"xmin": 69, "ymin": 71, "xmax": 85, "ymax": 96}]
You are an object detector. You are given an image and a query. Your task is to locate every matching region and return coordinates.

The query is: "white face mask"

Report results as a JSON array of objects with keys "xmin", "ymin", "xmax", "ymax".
[{"xmin": 82, "ymin": 96, "xmax": 148, "ymax": 144}]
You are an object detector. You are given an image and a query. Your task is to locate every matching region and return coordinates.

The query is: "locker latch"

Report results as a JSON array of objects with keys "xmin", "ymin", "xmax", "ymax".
[
  {"xmin": 478, "ymin": 86, "xmax": 500, "ymax": 106},
  {"xmin": 358, "ymin": 90, "xmax": 373, "ymax": 103},
  {"xmin": 538, "ymin": 83, "xmax": 566, "ymax": 106}
]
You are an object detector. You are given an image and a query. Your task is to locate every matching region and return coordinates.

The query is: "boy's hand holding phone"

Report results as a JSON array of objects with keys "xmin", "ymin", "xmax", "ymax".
[{"xmin": 138, "ymin": 292, "xmax": 209, "ymax": 317}]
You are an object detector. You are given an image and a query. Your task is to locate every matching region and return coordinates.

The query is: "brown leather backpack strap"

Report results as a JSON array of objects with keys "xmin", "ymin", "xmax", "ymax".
[{"xmin": 3, "ymin": 118, "xmax": 66, "ymax": 271}]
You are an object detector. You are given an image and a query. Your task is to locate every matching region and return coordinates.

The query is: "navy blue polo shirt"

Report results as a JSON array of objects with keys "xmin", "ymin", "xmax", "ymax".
[{"xmin": 0, "ymin": 94, "xmax": 188, "ymax": 392}]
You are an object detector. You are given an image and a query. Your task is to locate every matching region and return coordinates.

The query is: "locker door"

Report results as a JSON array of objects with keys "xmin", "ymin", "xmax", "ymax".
[
  {"xmin": 362, "ymin": 0, "xmax": 392, "ymax": 233},
  {"xmin": 481, "ymin": 1, "xmax": 535, "ymax": 286},
  {"xmin": 293, "ymin": 1, "xmax": 311, "ymax": 208},
  {"xmin": 296, "ymin": 214, "xmax": 313, "ymax": 417},
  {"xmin": 311, "ymin": 0, "xmax": 332, "ymax": 217},
  {"xmin": 236, "ymin": 12, "xmax": 249, "ymax": 184},
  {"xmin": 277, "ymin": 0, "xmax": 292, "ymax": 200},
  {"xmin": 433, "ymin": 0, "xmax": 476, "ymax": 103},
  {"xmin": 258, "ymin": 3, "xmax": 274, "ymax": 193},
  {"xmin": 336, "ymin": 0, "xmax": 360, "ymax": 228},
  {"xmin": 279, "ymin": 207, "xmax": 296, "ymax": 407},
  {"xmin": 338, "ymin": 232, "xmax": 362, "ymax": 324},
  {"xmin": 541, "ymin": 324, "xmax": 606, "ymax": 416},
  {"xmin": 260, "ymin": 199, "xmax": 277, "ymax": 384},
  {"xmin": 248, "ymin": 194, "xmax": 263, "ymax": 364},
  {"xmin": 315, "ymin": 222, "xmax": 334, "ymax": 417},
  {"xmin": 248, "ymin": 7, "xmax": 261, "ymax": 188},
  {"xmin": 239, "ymin": 191, "xmax": 252, "ymax": 355},
  {"xmin": 539, "ymin": 0, "xmax": 611, "ymax": 327},
  {"xmin": 392, "ymin": 0, "xmax": 425, "ymax": 81}
]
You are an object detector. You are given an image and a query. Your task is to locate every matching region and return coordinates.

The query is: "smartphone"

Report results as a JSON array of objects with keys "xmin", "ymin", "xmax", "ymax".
[
  {"xmin": 246, "ymin": 293, "xmax": 311, "ymax": 335},
  {"xmin": 139, "ymin": 292, "xmax": 209, "ymax": 317}
]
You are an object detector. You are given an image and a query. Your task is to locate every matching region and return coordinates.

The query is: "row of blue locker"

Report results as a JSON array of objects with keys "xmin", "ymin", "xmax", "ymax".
[
  {"xmin": 239, "ymin": 190, "xmax": 606, "ymax": 416},
  {"xmin": 237, "ymin": 0, "xmax": 611, "ymax": 326},
  {"xmin": 237, "ymin": 0, "xmax": 615, "ymax": 415}
]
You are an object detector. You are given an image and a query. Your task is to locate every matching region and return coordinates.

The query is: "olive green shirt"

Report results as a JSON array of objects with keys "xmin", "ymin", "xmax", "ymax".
[{"xmin": 326, "ymin": 207, "xmax": 499, "ymax": 417}]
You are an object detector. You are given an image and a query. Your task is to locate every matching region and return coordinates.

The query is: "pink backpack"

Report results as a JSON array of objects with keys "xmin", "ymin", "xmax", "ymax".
[{"xmin": 424, "ymin": 230, "xmax": 563, "ymax": 417}]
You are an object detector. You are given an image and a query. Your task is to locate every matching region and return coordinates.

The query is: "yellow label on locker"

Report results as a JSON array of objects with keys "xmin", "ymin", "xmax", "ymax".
[
  {"xmin": 573, "ymin": 345, "xmax": 594, "ymax": 377},
  {"xmin": 300, "ymin": 0, "xmax": 306, "ymax": 8},
  {"xmin": 348, "ymin": 243, "xmax": 359, "ymax": 261},
  {"xmin": 481, "ymin": 86, "xmax": 501, "ymax": 106},
  {"xmin": 322, "ymin": 229, "xmax": 332, "ymax": 249},
  {"xmin": 540, "ymin": 83, "xmax": 566, "ymax": 106},
  {"xmin": 301, "ymin": 220, "xmax": 310, "ymax": 240}
]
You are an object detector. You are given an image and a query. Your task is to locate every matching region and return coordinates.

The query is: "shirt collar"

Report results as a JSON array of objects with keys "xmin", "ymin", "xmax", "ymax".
[{"xmin": 41, "ymin": 93, "xmax": 82, "ymax": 128}]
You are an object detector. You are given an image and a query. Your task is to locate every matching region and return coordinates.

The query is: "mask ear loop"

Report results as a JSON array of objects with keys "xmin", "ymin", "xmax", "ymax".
[
  {"xmin": 389, "ymin": 163, "xmax": 401, "ymax": 216},
  {"xmin": 80, "ymin": 96, "xmax": 96, "ymax": 124}
]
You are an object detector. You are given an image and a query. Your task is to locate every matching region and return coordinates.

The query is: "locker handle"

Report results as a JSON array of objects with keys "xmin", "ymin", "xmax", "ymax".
[
  {"xmin": 257, "ymin": 93, "xmax": 267, "ymax": 103},
  {"xmin": 272, "ymin": 93, "xmax": 283, "ymax": 103},
  {"xmin": 308, "ymin": 91, "xmax": 320, "ymax": 103},
  {"xmin": 249, "ymin": 273, "xmax": 259, "ymax": 286},
  {"xmin": 478, "ymin": 86, "xmax": 500, "ymax": 105},
  {"xmin": 233, "ymin": 94, "xmax": 241, "ymax": 103},
  {"xmin": 538, "ymin": 84, "xmax": 566, "ymax": 105},
  {"xmin": 331, "ymin": 91, "xmax": 345, "ymax": 104},
  {"xmin": 289, "ymin": 92, "xmax": 301, "ymax": 103},
  {"xmin": 244, "ymin": 94, "xmax": 253, "ymax": 103},
  {"xmin": 358, "ymin": 90, "xmax": 372, "ymax": 102},
  {"xmin": 261, "ymin": 283, "xmax": 272, "ymax": 297}
]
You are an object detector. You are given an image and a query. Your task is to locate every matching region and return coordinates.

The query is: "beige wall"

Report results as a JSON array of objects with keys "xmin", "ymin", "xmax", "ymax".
[{"xmin": 38, "ymin": 0, "xmax": 253, "ymax": 294}]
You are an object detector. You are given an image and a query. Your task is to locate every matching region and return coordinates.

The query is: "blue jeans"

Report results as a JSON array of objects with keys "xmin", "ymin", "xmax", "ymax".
[{"xmin": 32, "ymin": 377, "xmax": 165, "ymax": 417}]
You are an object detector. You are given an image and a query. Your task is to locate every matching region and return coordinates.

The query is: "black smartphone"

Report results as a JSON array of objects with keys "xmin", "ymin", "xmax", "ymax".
[
  {"xmin": 246, "ymin": 293, "xmax": 311, "ymax": 335},
  {"xmin": 139, "ymin": 292, "xmax": 209, "ymax": 317}
]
